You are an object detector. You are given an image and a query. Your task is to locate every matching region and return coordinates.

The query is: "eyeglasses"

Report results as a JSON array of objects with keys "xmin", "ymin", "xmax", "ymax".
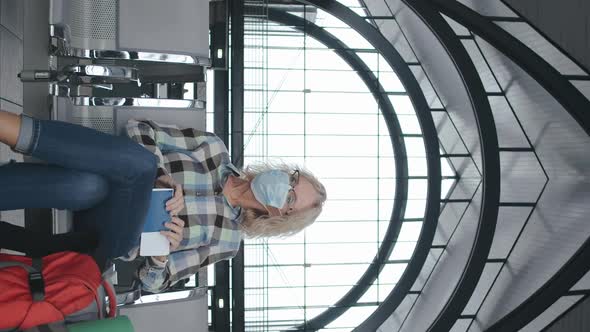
[{"xmin": 285, "ymin": 170, "xmax": 299, "ymax": 213}]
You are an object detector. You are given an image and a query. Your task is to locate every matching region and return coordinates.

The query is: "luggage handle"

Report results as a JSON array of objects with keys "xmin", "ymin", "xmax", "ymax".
[
  {"xmin": 0, "ymin": 261, "xmax": 37, "ymax": 273},
  {"xmin": 102, "ymin": 280, "xmax": 118, "ymax": 318},
  {"xmin": 0, "ymin": 258, "xmax": 45, "ymax": 301}
]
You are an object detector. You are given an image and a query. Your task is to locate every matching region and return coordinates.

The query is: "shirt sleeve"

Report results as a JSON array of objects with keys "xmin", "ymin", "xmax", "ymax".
[
  {"xmin": 137, "ymin": 256, "xmax": 171, "ymax": 293},
  {"xmin": 125, "ymin": 119, "xmax": 170, "ymax": 178},
  {"xmin": 139, "ymin": 243, "xmax": 239, "ymax": 293},
  {"xmin": 125, "ymin": 119, "xmax": 228, "ymax": 177}
]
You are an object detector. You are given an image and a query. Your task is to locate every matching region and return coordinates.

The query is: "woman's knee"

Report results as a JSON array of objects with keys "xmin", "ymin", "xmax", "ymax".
[
  {"xmin": 119, "ymin": 139, "xmax": 158, "ymax": 182},
  {"xmin": 130, "ymin": 150, "xmax": 158, "ymax": 181},
  {"xmin": 68, "ymin": 173, "xmax": 109, "ymax": 210}
]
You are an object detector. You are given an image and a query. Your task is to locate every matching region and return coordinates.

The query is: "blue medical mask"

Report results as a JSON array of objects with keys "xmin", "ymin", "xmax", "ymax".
[{"xmin": 250, "ymin": 170, "xmax": 291, "ymax": 208}]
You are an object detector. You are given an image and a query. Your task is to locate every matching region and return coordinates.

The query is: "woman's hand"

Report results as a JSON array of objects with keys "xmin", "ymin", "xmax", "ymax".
[
  {"xmin": 166, "ymin": 184, "xmax": 184, "ymax": 216},
  {"xmin": 160, "ymin": 216, "xmax": 185, "ymax": 252},
  {"xmin": 156, "ymin": 175, "xmax": 185, "ymax": 216}
]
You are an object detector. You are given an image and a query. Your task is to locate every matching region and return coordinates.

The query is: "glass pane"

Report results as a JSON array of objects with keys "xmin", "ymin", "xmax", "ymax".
[
  {"xmin": 379, "ymin": 221, "xmax": 392, "ymax": 243},
  {"xmin": 243, "ymin": 113, "xmax": 266, "ymax": 135},
  {"xmin": 378, "ymin": 199, "xmax": 395, "ymax": 221},
  {"xmin": 326, "ymin": 305, "xmax": 379, "ymax": 328},
  {"xmin": 378, "ymin": 263, "xmax": 407, "ymax": 283},
  {"xmin": 379, "ymin": 157, "xmax": 396, "ymax": 178},
  {"xmin": 378, "ymin": 71, "xmax": 405, "ymax": 92},
  {"xmin": 306, "ymin": 70, "xmax": 369, "ymax": 92},
  {"xmin": 408, "ymin": 157, "xmax": 428, "ymax": 176},
  {"xmin": 306, "ymin": 49, "xmax": 351, "ymax": 70},
  {"xmin": 266, "ymin": 244, "xmax": 305, "ymax": 265},
  {"xmin": 405, "ymin": 137, "xmax": 426, "ymax": 157},
  {"xmin": 317, "ymin": 328, "xmax": 352, "ymax": 332},
  {"xmin": 351, "ymin": 7, "xmax": 367, "ymax": 16},
  {"xmin": 398, "ymin": 222, "xmax": 423, "ymax": 241},
  {"xmin": 245, "ymin": 267, "xmax": 264, "ymax": 288},
  {"xmin": 405, "ymin": 199, "xmax": 426, "ymax": 218},
  {"xmin": 359, "ymin": 284, "xmax": 378, "ymax": 303},
  {"xmin": 262, "ymin": 308, "xmax": 305, "ymax": 331},
  {"xmin": 305, "ymin": 156, "xmax": 378, "ymax": 178},
  {"xmin": 378, "ymin": 54, "xmax": 395, "ymax": 72},
  {"xmin": 325, "ymin": 27, "xmax": 373, "ymax": 49},
  {"xmin": 306, "ymin": 286, "xmax": 352, "ymax": 306},
  {"xmin": 442, "ymin": 179, "xmax": 456, "ymax": 199},
  {"xmin": 378, "ymin": 283, "xmax": 396, "ymax": 302},
  {"xmin": 206, "ymin": 112, "xmax": 214, "ymax": 133},
  {"xmin": 357, "ymin": 51, "xmax": 379, "ymax": 71},
  {"xmin": 306, "ymin": 135, "xmax": 378, "ymax": 157},
  {"xmin": 320, "ymin": 199, "xmax": 379, "ymax": 221},
  {"xmin": 306, "ymin": 243, "xmax": 377, "ymax": 264},
  {"xmin": 408, "ymin": 179, "xmax": 428, "ymax": 199},
  {"xmin": 441, "ymin": 157, "xmax": 455, "ymax": 176},
  {"xmin": 266, "ymin": 231, "xmax": 305, "ymax": 245},
  {"xmin": 379, "ymin": 115, "xmax": 394, "ymax": 136},
  {"xmin": 307, "ymin": 307, "xmax": 330, "ymax": 322},
  {"xmin": 267, "ymin": 266, "xmax": 305, "ymax": 287},
  {"xmin": 306, "ymin": 221, "xmax": 379, "ymax": 243},
  {"xmin": 378, "ymin": 136, "xmax": 395, "ymax": 158},
  {"xmin": 267, "ymin": 48, "xmax": 305, "ymax": 69},
  {"xmin": 268, "ymin": 287, "xmax": 305, "ymax": 307},
  {"xmin": 388, "ymin": 95, "xmax": 416, "ymax": 114},
  {"xmin": 315, "ymin": 9, "xmax": 349, "ymax": 28},
  {"xmin": 266, "ymin": 113, "xmax": 305, "ymax": 134},
  {"xmin": 390, "ymin": 241, "xmax": 417, "ymax": 260},
  {"xmin": 306, "ymin": 264, "xmax": 369, "ymax": 286},
  {"xmin": 243, "ymin": 134, "xmax": 305, "ymax": 158},
  {"xmin": 267, "ymin": 33, "xmax": 304, "ymax": 48},
  {"xmin": 267, "ymin": 91, "xmax": 304, "ymax": 113},
  {"xmin": 268, "ymin": 69, "xmax": 305, "ymax": 91},
  {"xmin": 306, "ymin": 113, "xmax": 379, "ymax": 135},
  {"xmin": 206, "ymin": 70, "xmax": 214, "ymax": 133},
  {"xmin": 378, "ymin": 178, "xmax": 396, "ymax": 200},
  {"xmin": 306, "ymin": 92, "xmax": 378, "ymax": 114},
  {"xmin": 398, "ymin": 114, "xmax": 422, "ymax": 134},
  {"xmin": 319, "ymin": 178, "xmax": 379, "ymax": 200},
  {"xmin": 336, "ymin": 0, "xmax": 361, "ymax": 7},
  {"xmin": 306, "ymin": 34, "xmax": 330, "ymax": 48}
]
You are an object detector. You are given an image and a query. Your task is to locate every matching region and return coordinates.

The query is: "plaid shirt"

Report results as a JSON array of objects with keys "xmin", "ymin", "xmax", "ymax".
[{"xmin": 125, "ymin": 119, "xmax": 243, "ymax": 293}]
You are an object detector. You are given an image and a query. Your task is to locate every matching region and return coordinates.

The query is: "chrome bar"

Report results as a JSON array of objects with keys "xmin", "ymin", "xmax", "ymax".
[
  {"xmin": 65, "ymin": 65, "xmax": 140, "ymax": 83},
  {"xmin": 70, "ymin": 97, "xmax": 205, "ymax": 108},
  {"xmin": 50, "ymin": 25, "xmax": 211, "ymax": 66}
]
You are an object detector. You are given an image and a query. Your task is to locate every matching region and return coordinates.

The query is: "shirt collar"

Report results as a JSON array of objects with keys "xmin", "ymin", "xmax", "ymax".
[
  {"xmin": 221, "ymin": 163, "xmax": 243, "ymax": 221},
  {"xmin": 226, "ymin": 163, "xmax": 241, "ymax": 177}
]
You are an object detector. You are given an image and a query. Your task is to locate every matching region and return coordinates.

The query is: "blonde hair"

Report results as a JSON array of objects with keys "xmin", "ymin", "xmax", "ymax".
[{"xmin": 239, "ymin": 161, "xmax": 327, "ymax": 238}]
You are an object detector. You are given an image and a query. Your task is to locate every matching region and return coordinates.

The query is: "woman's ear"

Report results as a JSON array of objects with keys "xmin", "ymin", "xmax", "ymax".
[{"xmin": 265, "ymin": 205, "xmax": 282, "ymax": 217}]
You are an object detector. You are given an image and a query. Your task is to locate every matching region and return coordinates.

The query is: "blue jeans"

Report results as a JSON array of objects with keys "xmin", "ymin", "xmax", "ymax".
[{"xmin": 0, "ymin": 117, "xmax": 157, "ymax": 262}]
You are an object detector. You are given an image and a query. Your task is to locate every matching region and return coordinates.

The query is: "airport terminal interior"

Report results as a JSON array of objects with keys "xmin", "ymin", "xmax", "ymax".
[{"xmin": 0, "ymin": 0, "xmax": 589, "ymax": 331}]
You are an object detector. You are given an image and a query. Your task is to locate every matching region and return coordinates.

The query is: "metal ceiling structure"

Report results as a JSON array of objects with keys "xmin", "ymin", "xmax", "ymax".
[{"xmin": 217, "ymin": 0, "xmax": 590, "ymax": 330}]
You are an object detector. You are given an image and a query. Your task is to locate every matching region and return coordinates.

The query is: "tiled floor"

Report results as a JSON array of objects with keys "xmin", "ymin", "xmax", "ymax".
[{"xmin": 0, "ymin": 0, "xmax": 24, "ymax": 228}]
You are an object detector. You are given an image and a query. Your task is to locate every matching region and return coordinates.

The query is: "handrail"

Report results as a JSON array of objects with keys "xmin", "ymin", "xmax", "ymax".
[
  {"xmin": 427, "ymin": 1, "xmax": 590, "ymax": 330},
  {"xmin": 399, "ymin": 1, "xmax": 501, "ymax": 331},
  {"xmin": 431, "ymin": 0, "xmax": 590, "ymax": 136}
]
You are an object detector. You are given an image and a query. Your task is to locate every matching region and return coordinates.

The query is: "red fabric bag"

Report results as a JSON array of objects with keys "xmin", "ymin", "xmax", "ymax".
[{"xmin": 0, "ymin": 251, "xmax": 116, "ymax": 330}]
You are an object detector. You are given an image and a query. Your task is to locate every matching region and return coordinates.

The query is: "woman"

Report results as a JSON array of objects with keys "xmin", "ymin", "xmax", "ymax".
[
  {"xmin": 0, "ymin": 110, "xmax": 183, "ymax": 270},
  {"xmin": 124, "ymin": 119, "xmax": 327, "ymax": 293}
]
